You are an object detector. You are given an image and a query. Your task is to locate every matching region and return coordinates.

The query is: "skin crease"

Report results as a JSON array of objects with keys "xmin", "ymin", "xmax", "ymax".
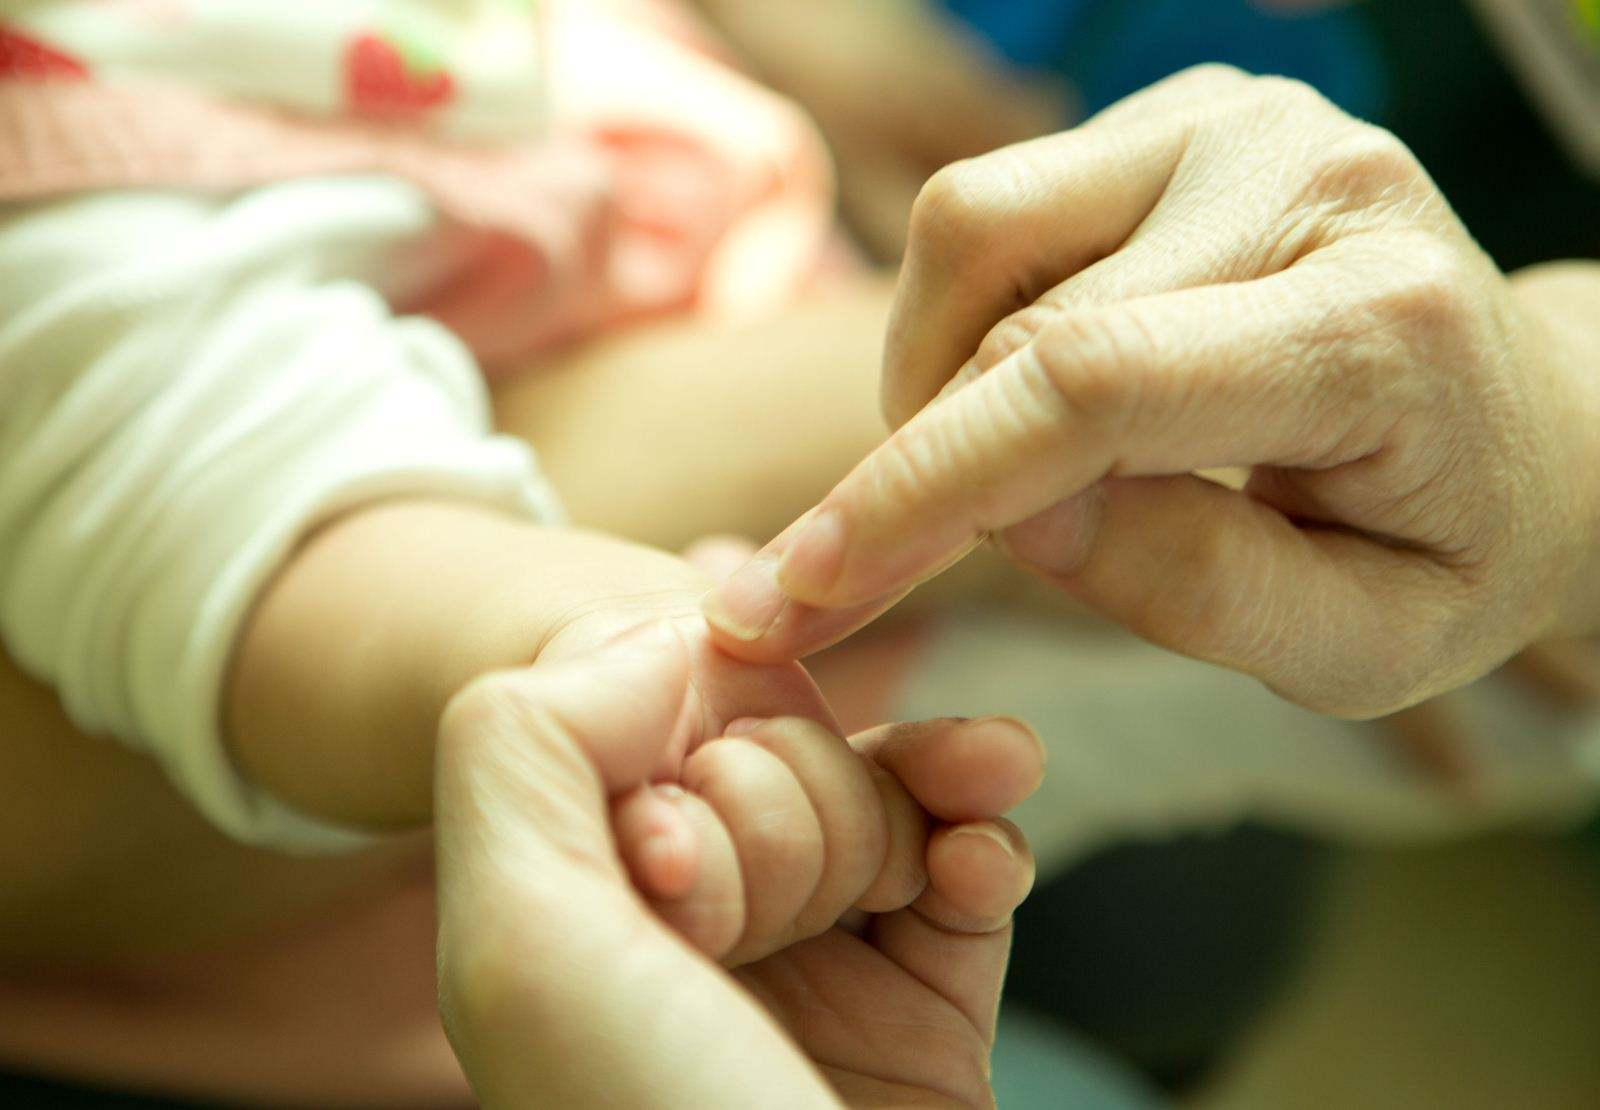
[
  {"xmin": 435, "ymin": 633, "xmax": 1038, "ymax": 1109},
  {"xmin": 703, "ymin": 66, "xmax": 1600, "ymax": 722}
]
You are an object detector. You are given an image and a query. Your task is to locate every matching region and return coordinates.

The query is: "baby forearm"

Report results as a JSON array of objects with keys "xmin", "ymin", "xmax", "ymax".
[{"xmin": 224, "ymin": 500, "xmax": 705, "ymax": 830}]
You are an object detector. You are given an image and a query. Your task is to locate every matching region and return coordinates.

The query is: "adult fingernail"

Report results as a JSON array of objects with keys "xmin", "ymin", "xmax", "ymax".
[
  {"xmin": 776, "ymin": 507, "xmax": 847, "ymax": 601},
  {"xmin": 949, "ymin": 823, "xmax": 1016, "ymax": 858},
  {"xmin": 976, "ymin": 715, "xmax": 1048, "ymax": 769},
  {"xmin": 701, "ymin": 555, "xmax": 785, "ymax": 641}
]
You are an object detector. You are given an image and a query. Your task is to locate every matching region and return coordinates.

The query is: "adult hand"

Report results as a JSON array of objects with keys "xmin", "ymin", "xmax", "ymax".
[
  {"xmin": 703, "ymin": 66, "xmax": 1600, "ymax": 717},
  {"xmin": 435, "ymin": 627, "xmax": 1035, "ymax": 1109}
]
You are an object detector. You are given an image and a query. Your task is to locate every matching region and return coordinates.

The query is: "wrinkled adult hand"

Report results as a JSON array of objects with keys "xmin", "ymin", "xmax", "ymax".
[
  {"xmin": 435, "ymin": 627, "xmax": 1036, "ymax": 1109},
  {"xmin": 703, "ymin": 65, "xmax": 1600, "ymax": 718}
]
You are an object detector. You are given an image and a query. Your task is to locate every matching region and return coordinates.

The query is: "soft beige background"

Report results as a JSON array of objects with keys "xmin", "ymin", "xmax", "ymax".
[{"xmin": 1199, "ymin": 836, "xmax": 1600, "ymax": 1110}]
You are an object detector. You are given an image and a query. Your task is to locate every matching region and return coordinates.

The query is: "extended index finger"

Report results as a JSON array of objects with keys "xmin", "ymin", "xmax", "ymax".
[{"xmin": 706, "ymin": 255, "xmax": 1394, "ymax": 654}]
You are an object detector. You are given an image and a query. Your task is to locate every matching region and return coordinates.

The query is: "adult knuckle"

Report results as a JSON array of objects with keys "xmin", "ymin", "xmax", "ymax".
[
  {"xmin": 1338, "ymin": 124, "xmax": 1423, "ymax": 186},
  {"xmin": 1170, "ymin": 62, "xmax": 1254, "ymax": 94},
  {"xmin": 974, "ymin": 304, "xmax": 1057, "ymax": 373},
  {"xmin": 870, "ymin": 420, "xmax": 963, "ymax": 510},
  {"xmin": 1300, "ymin": 124, "xmax": 1426, "ymax": 212},
  {"xmin": 1308, "ymin": 236, "xmax": 1479, "ymax": 423},
  {"xmin": 1029, "ymin": 310, "xmax": 1147, "ymax": 429},
  {"xmin": 909, "ymin": 159, "xmax": 994, "ymax": 262},
  {"xmin": 1189, "ymin": 72, "xmax": 1331, "ymax": 138},
  {"xmin": 1250, "ymin": 73, "xmax": 1335, "ymax": 115},
  {"xmin": 1367, "ymin": 235, "xmax": 1478, "ymax": 354},
  {"xmin": 866, "ymin": 435, "xmax": 930, "ymax": 512}
]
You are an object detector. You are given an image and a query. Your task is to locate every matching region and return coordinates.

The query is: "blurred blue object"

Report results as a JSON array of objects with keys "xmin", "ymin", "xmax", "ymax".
[
  {"xmin": 941, "ymin": 0, "xmax": 1100, "ymax": 69},
  {"xmin": 941, "ymin": 0, "xmax": 1388, "ymax": 120}
]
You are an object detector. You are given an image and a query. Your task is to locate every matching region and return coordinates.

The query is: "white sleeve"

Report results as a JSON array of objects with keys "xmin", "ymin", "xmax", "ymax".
[{"xmin": 0, "ymin": 178, "xmax": 564, "ymax": 852}]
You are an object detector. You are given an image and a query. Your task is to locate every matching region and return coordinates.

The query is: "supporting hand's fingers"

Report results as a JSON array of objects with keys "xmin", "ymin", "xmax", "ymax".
[
  {"xmin": 876, "ymin": 818, "xmax": 1035, "ymax": 1046},
  {"xmin": 850, "ymin": 716, "xmax": 1045, "ymax": 823},
  {"xmin": 437, "ymin": 622, "xmax": 691, "ymax": 871},
  {"xmin": 731, "ymin": 819, "xmax": 1033, "ymax": 1107},
  {"xmin": 435, "ymin": 633, "xmax": 826, "ymax": 1108}
]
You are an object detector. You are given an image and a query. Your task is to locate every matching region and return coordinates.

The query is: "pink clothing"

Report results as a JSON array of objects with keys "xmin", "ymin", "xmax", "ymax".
[{"xmin": 0, "ymin": 0, "xmax": 836, "ymax": 367}]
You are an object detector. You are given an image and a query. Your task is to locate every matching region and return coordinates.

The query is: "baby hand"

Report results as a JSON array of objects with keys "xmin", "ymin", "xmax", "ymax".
[
  {"xmin": 615, "ymin": 710, "xmax": 1041, "ymax": 966},
  {"xmin": 475, "ymin": 607, "xmax": 1042, "ymax": 968},
  {"xmin": 435, "ymin": 613, "xmax": 1039, "ymax": 1108}
]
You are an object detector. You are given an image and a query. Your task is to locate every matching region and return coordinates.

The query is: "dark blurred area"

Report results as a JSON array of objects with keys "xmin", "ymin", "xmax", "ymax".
[{"xmin": 937, "ymin": 0, "xmax": 1599, "ymax": 269}]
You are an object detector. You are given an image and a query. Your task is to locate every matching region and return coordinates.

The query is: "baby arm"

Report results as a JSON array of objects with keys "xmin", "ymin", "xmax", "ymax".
[
  {"xmin": 228, "ymin": 497, "xmax": 1044, "ymax": 963},
  {"xmin": 224, "ymin": 503, "xmax": 714, "ymax": 829}
]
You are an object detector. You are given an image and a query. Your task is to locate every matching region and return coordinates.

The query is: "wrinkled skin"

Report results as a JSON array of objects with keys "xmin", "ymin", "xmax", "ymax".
[{"xmin": 704, "ymin": 66, "xmax": 1600, "ymax": 721}]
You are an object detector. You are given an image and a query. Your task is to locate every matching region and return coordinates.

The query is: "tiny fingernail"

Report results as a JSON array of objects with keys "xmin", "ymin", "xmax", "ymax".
[
  {"xmin": 950, "ymin": 823, "xmax": 1015, "ymax": 858},
  {"xmin": 723, "ymin": 717, "xmax": 767, "ymax": 737},
  {"xmin": 654, "ymin": 782, "xmax": 686, "ymax": 801},
  {"xmin": 700, "ymin": 555, "xmax": 785, "ymax": 641},
  {"xmin": 776, "ymin": 508, "xmax": 847, "ymax": 602}
]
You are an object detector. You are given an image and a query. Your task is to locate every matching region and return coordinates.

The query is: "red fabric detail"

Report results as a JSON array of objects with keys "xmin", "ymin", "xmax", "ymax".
[
  {"xmin": 344, "ymin": 32, "xmax": 455, "ymax": 120},
  {"xmin": 0, "ymin": 25, "xmax": 89, "ymax": 81}
]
